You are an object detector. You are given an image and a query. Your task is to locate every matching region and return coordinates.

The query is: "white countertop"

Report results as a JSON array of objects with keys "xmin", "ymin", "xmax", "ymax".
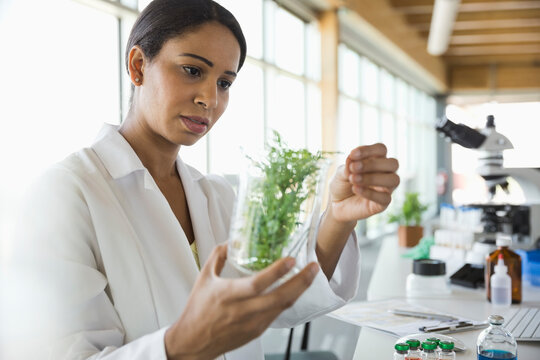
[{"xmin": 351, "ymin": 236, "xmax": 540, "ymax": 359}]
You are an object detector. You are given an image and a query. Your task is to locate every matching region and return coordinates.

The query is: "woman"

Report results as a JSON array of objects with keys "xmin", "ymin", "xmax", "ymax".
[{"xmin": 13, "ymin": 0, "xmax": 399, "ymax": 359}]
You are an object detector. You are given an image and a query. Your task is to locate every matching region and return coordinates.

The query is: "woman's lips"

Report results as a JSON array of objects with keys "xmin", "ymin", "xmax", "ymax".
[{"xmin": 180, "ymin": 115, "xmax": 208, "ymax": 134}]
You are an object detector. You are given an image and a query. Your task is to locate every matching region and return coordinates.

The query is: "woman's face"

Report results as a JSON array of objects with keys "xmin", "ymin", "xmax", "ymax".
[{"xmin": 135, "ymin": 22, "xmax": 241, "ymax": 147}]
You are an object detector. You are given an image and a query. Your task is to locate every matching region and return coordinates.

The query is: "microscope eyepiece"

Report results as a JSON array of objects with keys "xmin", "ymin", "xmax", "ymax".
[
  {"xmin": 435, "ymin": 116, "xmax": 487, "ymax": 149},
  {"xmin": 486, "ymin": 115, "xmax": 495, "ymax": 128}
]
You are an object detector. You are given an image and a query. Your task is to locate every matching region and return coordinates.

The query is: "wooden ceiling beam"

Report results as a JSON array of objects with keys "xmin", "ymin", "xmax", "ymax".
[
  {"xmin": 390, "ymin": 0, "xmax": 535, "ymax": 6},
  {"xmin": 394, "ymin": 1, "xmax": 540, "ymax": 14},
  {"xmin": 450, "ymin": 33, "xmax": 540, "ymax": 45},
  {"xmin": 446, "ymin": 43, "xmax": 540, "ymax": 56},
  {"xmin": 406, "ymin": 9, "xmax": 540, "ymax": 24},
  {"xmin": 444, "ymin": 53, "xmax": 540, "ymax": 64},
  {"xmin": 451, "ymin": 27, "xmax": 540, "ymax": 36},
  {"xmin": 419, "ymin": 27, "xmax": 540, "ymax": 38},
  {"xmin": 414, "ymin": 18, "xmax": 540, "ymax": 31}
]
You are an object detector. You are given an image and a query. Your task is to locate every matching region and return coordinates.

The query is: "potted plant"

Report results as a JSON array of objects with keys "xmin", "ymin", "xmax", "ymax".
[{"xmin": 388, "ymin": 192, "xmax": 428, "ymax": 247}]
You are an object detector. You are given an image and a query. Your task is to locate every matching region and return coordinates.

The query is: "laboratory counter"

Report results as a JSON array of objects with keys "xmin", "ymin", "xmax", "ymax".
[{"xmin": 350, "ymin": 236, "xmax": 540, "ymax": 359}]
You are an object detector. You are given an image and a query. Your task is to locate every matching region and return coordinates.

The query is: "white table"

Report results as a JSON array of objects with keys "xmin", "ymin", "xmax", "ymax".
[{"xmin": 352, "ymin": 236, "xmax": 540, "ymax": 359}]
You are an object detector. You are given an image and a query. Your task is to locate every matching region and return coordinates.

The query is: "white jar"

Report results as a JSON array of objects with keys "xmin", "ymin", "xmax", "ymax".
[{"xmin": 406, "ymin": 259, "xmax": 451, "ymax": 297}]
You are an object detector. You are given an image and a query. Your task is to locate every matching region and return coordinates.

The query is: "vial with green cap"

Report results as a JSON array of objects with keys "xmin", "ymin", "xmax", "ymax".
[
  {"xmin": 421, "ymin": 341, "xmax": 438, "ymax": 360},
  {"xmin": 438, "ymin": 341, "xmax": 455, "ymax": 360},
  {"xmin": 394, "ymin": 343, "xmax": 410, "ymax": 360},
  {"xmin": 405, "ymin": 339, "xmax": 421, "ymax": 360},
  {"xmin": 426, "ymin": 337, "xmax": 441, "ymax": 356}
]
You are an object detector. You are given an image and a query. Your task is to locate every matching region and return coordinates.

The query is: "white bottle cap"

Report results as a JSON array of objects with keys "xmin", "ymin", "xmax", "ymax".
[
  {"xmin": 495, "ymin": 254, "xmax": 508, "ymax": 274},
  {"xmin": 496, "ymin": 233, "xmax": 512, "ymax": 247}
]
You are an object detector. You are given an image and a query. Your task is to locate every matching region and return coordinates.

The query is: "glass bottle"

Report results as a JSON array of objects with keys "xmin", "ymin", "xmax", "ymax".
[
  {"xmin": 421, "ymin": 341, "xmax": 438, "ymax": 360},
  {"xmin": 477, "ymin": 314, "xmax": 517, "ymax": 360},
  {"xmin": 394, "ymin": 342, "xmax": 410, "ymax": 360},
  {"xmin": 438, "ymin": 341, "xmax": 455, "ymax": 360},
  {"xmin": 485, "ymin": 233, "xmax": 522, "ymax": 304},
  {"xmin": 405, "ymin": 339, "xmax": 422, "ymax": 360}
]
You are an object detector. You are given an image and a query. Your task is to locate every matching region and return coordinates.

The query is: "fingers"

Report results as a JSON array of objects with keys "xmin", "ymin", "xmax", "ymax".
[
  {"xmin": 349, "ymin": 143, "xmax": 387, "ymax": 160},
  {"xmin": 348, "ymin": 156, "xmax": 399, "ymax": 174},
  {"xmin": 262, "ymin": 262, "xmax": 319, "ymax": 309},
  {"xmin": 349, "ymin": 172, "xmax": 400, "ymax": 190},
  {"xmin": 239, "ymin": 262, "xmax": 320, "ymax": 315},
  {"xmin": 233, "ymin": 257, "xmax": 297, "ymax": 298},
  {"xmin": 352, "ymin": 185, "xmax": 392, "ymax": 206}
]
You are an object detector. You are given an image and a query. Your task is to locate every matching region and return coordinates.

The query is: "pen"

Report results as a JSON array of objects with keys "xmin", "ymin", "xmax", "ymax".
[
  {"xmin": 389, "ymin": 309, "xmax": 458, "ymax": 322},
  {"xmin": 420, "ymin": 321, "xmax": 489, "ymax": 333}
]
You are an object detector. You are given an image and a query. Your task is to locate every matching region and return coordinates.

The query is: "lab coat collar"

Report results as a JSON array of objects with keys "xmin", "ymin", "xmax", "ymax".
[
  {"xmin": 92, "ymin": 123, "xmax": 146, "ymax": 180},
  {"xmin": 91, "ymin": 123, "xmax": 204, "ymax": 188}
]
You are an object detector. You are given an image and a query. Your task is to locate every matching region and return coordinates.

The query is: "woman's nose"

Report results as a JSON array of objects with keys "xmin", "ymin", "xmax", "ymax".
[{"xmin": 194, "ymin": 82, "xmax": 218, "ymax": 110}]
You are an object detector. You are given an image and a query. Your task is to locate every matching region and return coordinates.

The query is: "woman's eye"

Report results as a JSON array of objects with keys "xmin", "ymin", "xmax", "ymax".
[
  {"xmin": 182, "ymin": 66, "xmax": 201, "ymax": 77},
  {"xmin": 217, "ymin": 79, "xmax": 232, "ymax": 90}
]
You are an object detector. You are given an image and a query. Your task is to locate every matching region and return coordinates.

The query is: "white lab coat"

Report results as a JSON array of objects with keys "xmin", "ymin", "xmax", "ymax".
[{"xmin": 9, "ymin": 123, "xmax": 360, "ymax": 360}]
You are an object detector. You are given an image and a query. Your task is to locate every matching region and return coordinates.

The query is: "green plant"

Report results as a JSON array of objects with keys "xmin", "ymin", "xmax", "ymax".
[
  {"xmin": 388, "ymin": 192, "xmax": 428, "ymax": 226},
  {"xmin": 243, "ymin": 131, "xmax": 326, "ymax": 271}
]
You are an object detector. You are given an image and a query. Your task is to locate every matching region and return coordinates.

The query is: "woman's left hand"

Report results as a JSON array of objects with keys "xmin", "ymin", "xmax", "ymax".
[{"xmin": 329, "ymin": 143, "xmax": 400, "ymax": 223}]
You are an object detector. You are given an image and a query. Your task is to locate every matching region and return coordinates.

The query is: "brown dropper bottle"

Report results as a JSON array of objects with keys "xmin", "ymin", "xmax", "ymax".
[{"xmin": 485, "ymin": 233, "xmax": 522, "ymax": 304}]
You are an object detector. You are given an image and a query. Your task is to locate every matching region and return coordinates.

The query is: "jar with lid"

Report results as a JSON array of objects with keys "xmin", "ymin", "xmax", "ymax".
[
  {"xmin": 477, "ymin": 314, "xmax": 517, "ymax": 360},
  {"xmin": 406, "ymin": 259, "xmax": 450, "ymax": 297}
]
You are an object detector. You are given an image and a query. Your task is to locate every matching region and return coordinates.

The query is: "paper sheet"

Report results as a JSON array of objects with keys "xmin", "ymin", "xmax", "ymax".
[{"xmin": 329, "ymin": 298, "xmax": 483, "ymax": 338}]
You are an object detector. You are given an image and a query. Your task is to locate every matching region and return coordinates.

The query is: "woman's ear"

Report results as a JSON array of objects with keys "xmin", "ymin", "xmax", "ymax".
[{"xmin": 128, "ymin": 46, "xmax": 145, "ymax": 86}]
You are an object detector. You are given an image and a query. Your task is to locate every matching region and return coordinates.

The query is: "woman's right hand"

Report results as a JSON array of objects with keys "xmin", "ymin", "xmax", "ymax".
[{"xmin": 164, "ymin": 243, "xmax": 320, "ymax": 360}]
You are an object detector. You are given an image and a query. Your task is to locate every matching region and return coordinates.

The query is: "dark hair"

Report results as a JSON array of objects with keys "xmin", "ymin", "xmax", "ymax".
[{"xmin": 125, "ymin": 0, "xmax": 247, "ymax": 74}]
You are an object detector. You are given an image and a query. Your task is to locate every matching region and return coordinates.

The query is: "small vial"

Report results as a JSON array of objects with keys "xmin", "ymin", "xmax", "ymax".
[
  {"xmin": 405, "ymin": 339, "xmax": 421, "ymax": 360},
  {"xmin": 394, "ymin": 342, "xmax": 410, "ymax": 360},
  {"xmin": 426, "ymin": 337, "xmax": 441, "ymax": 356},
  {"xmin": 438, "ymin": 341, "xmax": 455, "ymax": 360},
  {"xmin": 421, "ymin": 341, "xmax": 438, "ymax": 360}
]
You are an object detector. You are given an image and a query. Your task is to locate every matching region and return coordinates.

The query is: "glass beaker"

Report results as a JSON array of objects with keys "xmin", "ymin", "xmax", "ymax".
[{"xmin": 227, "ymin": 151, "xmax": 333, "ymax": 275}]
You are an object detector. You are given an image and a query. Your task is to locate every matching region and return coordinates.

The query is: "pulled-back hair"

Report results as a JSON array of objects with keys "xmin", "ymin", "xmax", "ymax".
[{"xmin": 125, "ymin": 0, "xmax": 247, "ymax": 73}]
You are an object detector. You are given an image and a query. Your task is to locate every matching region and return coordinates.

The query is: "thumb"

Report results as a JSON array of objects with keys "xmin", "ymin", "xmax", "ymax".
[{"xmin": 203, "ymin": 243, "xmax": 228, "ymax": 278}]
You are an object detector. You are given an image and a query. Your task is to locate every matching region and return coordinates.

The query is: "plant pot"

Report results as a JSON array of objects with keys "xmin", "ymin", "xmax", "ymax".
[{"xmin": 398, "ymin": 225, "xmax": 423, "ymax": 248}]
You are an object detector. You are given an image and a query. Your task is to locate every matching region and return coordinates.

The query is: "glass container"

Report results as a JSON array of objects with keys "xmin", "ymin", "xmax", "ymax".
[
  {"xmin": 228, "ymin": 143, "xmax": 333, "ymax": 275},
  {"xmin": 477, "ymin": 315, "xmax": 517, "ymax": 360}
]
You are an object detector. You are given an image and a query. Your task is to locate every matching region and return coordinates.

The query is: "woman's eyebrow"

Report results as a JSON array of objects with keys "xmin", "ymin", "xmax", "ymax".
[
  {"xmin": 179, "ymin": 52, "xmax": 213, "ymax": 66},
  {"xmin": 179, "ymin": 52, "xmax": 237, "ymax": 77}
]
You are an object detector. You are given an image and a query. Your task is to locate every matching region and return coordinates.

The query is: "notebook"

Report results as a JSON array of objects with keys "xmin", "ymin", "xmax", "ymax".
[{"xmin": 504, "ymin": 307, "xmax": 540, "ymax": 341}]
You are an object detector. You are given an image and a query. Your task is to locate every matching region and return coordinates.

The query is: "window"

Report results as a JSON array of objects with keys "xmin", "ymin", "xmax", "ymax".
[
  {"xmin": 0, "ymin": 0, "xmax": 125, "ymax": 251},
  {"xmin": 337, "ymin": 44, "xmax": 437, "ymax": 240},
  {"xmin": 186, "ymin": 0, "xmax": 322, "ymax": 176}
]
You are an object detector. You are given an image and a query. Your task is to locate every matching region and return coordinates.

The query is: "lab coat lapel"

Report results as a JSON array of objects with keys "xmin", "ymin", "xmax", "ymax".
[
  {"xmin": 81, "ymin": 149, "xmax": 160, "ymax": 341},
  {"xmin": 176, "ymin": 160, "xmax": 217, "ymax": 268}
]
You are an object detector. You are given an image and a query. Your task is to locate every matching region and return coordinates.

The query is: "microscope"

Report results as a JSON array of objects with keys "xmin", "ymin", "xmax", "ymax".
[{"xmin": 436, "ymin": 115, "xmax": 540, "ymax": 250}]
